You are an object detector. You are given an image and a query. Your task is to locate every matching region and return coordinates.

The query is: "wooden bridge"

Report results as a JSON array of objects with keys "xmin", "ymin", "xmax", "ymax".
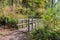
[{"xmin": 17, "ymin": 18, "xmax": 43, "ymax": 32}]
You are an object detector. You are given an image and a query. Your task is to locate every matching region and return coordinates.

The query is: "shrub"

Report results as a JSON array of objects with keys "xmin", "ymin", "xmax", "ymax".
[
  {"xmin": 0, "ymin": 15, "xmax": 18, "ymax": 29},
  {"xmin": 31, "ymin": 27, "xmax": 60, "ymax": 40},
  {"xmin": 5, "ymin": 16, "xmax": 18, "ymax": 29},
  {"xmin": 0, "ymin": 15, "xmax": 6, "ymax": 26}
]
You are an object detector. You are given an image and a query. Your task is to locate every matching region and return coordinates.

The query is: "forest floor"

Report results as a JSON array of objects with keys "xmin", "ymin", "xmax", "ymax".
[{"xmin": 0, "ymin": 27, "xmax": 31, "ymax": 40}]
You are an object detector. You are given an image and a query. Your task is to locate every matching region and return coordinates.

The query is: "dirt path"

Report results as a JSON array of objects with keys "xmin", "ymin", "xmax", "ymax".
[{"xmin": 0, "ymin": 28, "xmax": 30, "ymax": 40}]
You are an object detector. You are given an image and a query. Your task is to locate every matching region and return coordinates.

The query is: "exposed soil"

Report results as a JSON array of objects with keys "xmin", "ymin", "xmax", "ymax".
[{"xmin": 0, "ymin": 27, "xmax": 30, "ymax": 40}]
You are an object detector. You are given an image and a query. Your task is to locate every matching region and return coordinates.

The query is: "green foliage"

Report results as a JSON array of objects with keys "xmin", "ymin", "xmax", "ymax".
[
  {"xmin": 0, "ymin": 15, "xmax": 5, "ymax": 26},
  {"xmin": 2, "ymin": 0, "xmax": 9, "ymax": 7},
  {"xmin": 21, "ymin": 0, "xmax": 48, "ymax": 17},
  {"xmin": 29, "ymin": 10, "xmax": 36, "ymax": 17},
  {"xmin": 5, "ymin": 16, "xmax": 17, "ymax": 25},
  {"xmin": 31, "ymin": 26, "xmax": 60, "ymax": 40},
  {"xmin": 31, "ymin": 4, "xmax": 57, "ymax": 40},
  {"xmin": 41, "ymin": 7, "xmax": 56, "ymax": 28},
  {"xmin": 1, "ymin": 0, "xmax": 49, "ymax": 18},
  {"xmin": 0, "ymin": 15, "xmax": 18, "ymax": 29},
  {"xmin": 41, "ymin": 8, "xmax": 55, "ymax": 21}
]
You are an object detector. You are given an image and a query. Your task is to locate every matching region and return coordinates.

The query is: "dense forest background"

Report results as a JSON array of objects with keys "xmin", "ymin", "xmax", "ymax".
[
  {"xmin": 0, "ymin": 0, "xmax": 54, "ymax": 18},
  {"xmin": 0, "ymin": 0, "xmax": 59, "ymax": 30}
]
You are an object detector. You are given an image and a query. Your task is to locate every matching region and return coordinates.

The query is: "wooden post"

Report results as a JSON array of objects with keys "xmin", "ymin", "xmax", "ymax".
[
  {"xmin": 32, "ymin": 18, "xmax": 33, "ymax": 30},
  {"xmin": 35, "ymin": 19, "xmax": 36, "ymax": 28},
  {"xmin": 28, "ymin": 18, "xmax": 30, "ymax": 32},
  {"xmin": 22, "ymin": 19, "xmax": 23, "ymax": 28},
  {"xmin": 26, "ymin": 19, "xmax": 27, "ymax": 27}
]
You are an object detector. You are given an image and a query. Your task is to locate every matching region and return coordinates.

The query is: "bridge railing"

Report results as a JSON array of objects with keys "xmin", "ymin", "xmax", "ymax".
[{"xmin": 17, "ymin": 18, "xmax": 43, "ymax": 32}]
